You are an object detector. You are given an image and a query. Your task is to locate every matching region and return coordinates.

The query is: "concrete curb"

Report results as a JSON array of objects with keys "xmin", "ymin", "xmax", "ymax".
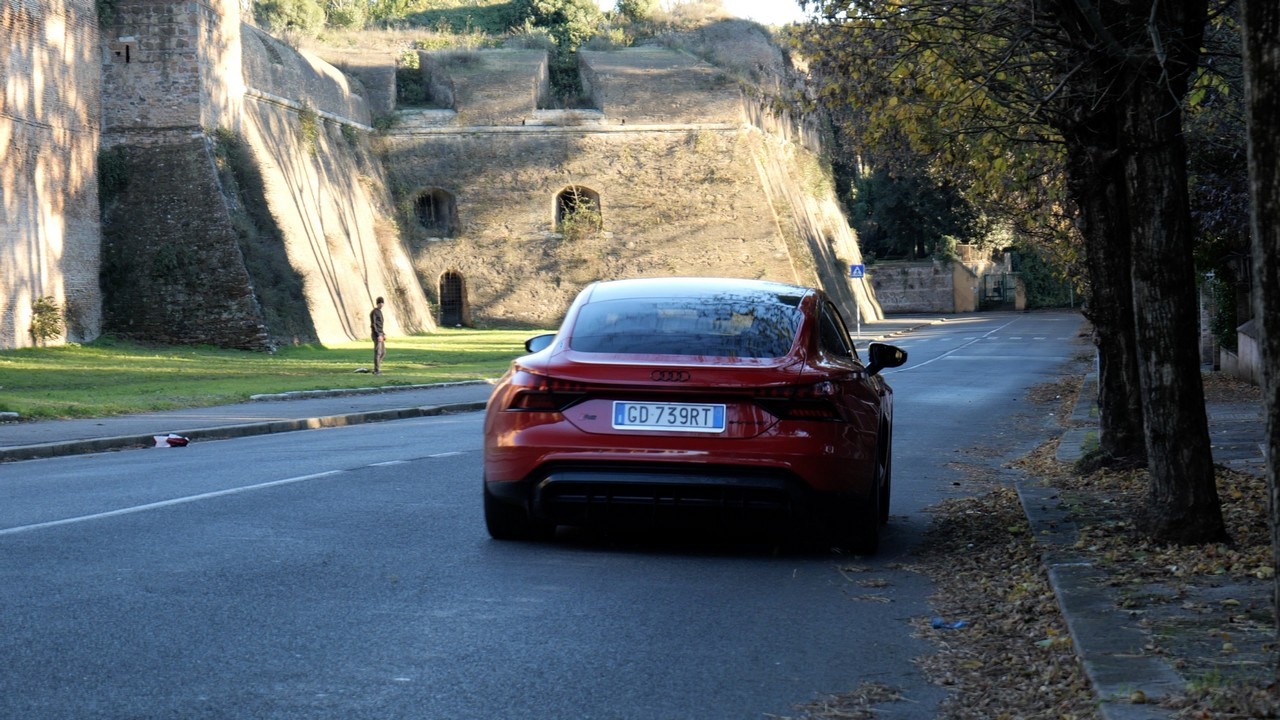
[
  {"xmin": 248, "ymin": 379, "xmax": 493, "ymax": 402},
  {"xmin": 1016, "ymin": 481, "xmax": 1182, "ymax": 720},
  {"xmin": 0, "ymin": 401, "xmax": 489, "ymax": 463},
  {"xmin": 1023, "ymin": 369, "xmax": 1181, "ymax": 720}
]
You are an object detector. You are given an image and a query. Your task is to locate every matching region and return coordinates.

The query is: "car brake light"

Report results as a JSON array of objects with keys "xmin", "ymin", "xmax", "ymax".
[
  {"xmin": 507, "ymin": 370, "xmax": 587, "ymax": 413},
  {"xmin": 754, "ymin": 382, "xmax": 843, "ymax": 421}
]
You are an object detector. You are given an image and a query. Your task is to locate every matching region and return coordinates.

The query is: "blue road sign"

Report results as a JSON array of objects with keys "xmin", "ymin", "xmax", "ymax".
[{"xmin": 849, "ymin": 264, "xmax": 866, "ymax": 279}]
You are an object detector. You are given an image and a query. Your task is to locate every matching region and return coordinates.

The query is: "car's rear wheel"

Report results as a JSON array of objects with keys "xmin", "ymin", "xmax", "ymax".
[
  {"xmin": 826, "ymin": 479, "xmax": 880, "ymax": 555},
  {"xmin": 850, "ymin": 480, "xmax": 881, "ymax": 554},
  {"xmin": 484, "ymin": 485, "xmax": 554, "ymax": 541}
]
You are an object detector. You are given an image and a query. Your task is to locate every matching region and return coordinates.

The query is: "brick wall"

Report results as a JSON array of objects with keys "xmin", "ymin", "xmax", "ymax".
[
  {"xmin": 98, "ymin": 1, "xmax": 429, "ymax": 348},
  {"xmin": 0, "ymin": 0, "xmax": 102, "ymax": 349},
  {"xmin": 99, "ymin": 137, "xmax": 271, "ymax": 348},
  {"xmin": 868, "ymin": 261, "xmax": 958, "ymax": 314}
]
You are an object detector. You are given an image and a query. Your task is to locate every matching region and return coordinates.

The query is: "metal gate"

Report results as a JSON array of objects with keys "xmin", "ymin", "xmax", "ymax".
[
  {"xmin": 982, "ymin": 273, "xmax": 1017, "ymax": 309},
  {"xmin": 440, "ymin": 271, "xmax": 466, "ymax": 327}
]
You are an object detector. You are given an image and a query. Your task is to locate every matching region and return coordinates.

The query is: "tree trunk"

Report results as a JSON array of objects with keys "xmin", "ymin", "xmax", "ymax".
[
  {"xmin": 1239, "ymin": 0, "xmax": 1280, "ymax": 678},
  {"xmin": 1063, "ymin": 130, "xmax": 1148, "ymax": 469},
  {"xmin": 1120, "ymin": 58, "xmax": 1227, "ymax": 545}
]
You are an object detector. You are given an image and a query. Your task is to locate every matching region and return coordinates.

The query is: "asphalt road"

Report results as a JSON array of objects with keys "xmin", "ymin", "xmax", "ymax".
[{"xmin": 0, "ymin": 311, "xmax": 1084, "ymax": 720}]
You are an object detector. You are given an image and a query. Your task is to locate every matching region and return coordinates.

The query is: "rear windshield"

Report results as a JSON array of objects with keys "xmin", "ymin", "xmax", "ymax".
[{"xmin": 568, "ymin": 295, "xmax": 803, "ymax": 358}]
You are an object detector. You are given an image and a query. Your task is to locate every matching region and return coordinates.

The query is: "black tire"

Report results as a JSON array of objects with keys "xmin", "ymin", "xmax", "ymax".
[
  {"xmin": 850, "ymin": 480, "xmax": 881, "ymax": 555},
  {"xmin": 827, "ymin": 481, "xmax": 880, "ymax": 555},
  {"xmin": 483, "ymin": 486, "xmax": 553, "ymax": 541}
]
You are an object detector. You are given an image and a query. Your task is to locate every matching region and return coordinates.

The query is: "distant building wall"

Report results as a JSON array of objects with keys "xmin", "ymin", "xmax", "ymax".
[
  {"xmin": 869, "ymin": 261, "xmax": 957, "ymax": 314},
  {"xmin": 0, "ymin": 0, "xmax": 102, "ymax": 348},
  {"xmin": 1221, "ymin": 319, "xmax": 1262, "ymax": 385}
]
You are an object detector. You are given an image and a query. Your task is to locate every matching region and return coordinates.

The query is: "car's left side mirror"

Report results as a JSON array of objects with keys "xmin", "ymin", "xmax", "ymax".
[
  {"xmin": 866, "ymin": 342, "xmax": 907, "ymax": 375},
  {"xmin": 525, "ymin": 333, "xmax": 556, "ymax": 353}
]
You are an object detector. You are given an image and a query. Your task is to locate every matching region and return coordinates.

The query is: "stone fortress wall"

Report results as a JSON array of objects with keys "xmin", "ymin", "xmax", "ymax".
[
  {"xmin": 1, "ymin": 3, "xmax": 881, "ymax": 349},
  {"xmin": 96, "ymin": 0, "xmax": 431, "ymax": 349},
  {"xmin": 384, "ymin": 40, "xmax": 881, "ymax": 329},
  {"xmin": 1, "ymin": 0, "xmax": 103, "ymax": 349}
]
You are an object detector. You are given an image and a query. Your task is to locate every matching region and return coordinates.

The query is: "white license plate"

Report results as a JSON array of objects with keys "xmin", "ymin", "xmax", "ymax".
[{"xmin": 612, "ymin": 401, "xmax": 726, "ymax": 433}]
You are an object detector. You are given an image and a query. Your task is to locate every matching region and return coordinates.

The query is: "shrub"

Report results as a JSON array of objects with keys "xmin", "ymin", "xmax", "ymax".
[
  {"xmin": 325, "ymin": 0, "xmax": 367, "ymax": 29},
  {"xmin": 511, "ymin": 0, "xmax": 603, "ymax": 50},
  {"xmin": 31, "ymin": 296, "xmax": 65, "ymax": 344},
  {"xmin": 505, "ymin": 21, "xmax": 557, "ymax": 50},
  {"xmin": 616, "ymin": 0, "xmax": 658, "ymax": 22},
  {"xmin": 254, "ymin": 0, "xmax": 325, "ymax": 35},
  {"xmin": 297, "ymin": 105, "xmax": 321, "ymax": 152},
  {"xmin": 395, "ymin": 49, "xmax": 433, "ymax": 106}
]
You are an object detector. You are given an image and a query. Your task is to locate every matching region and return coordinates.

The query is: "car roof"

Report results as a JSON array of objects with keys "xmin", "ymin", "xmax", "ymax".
[{"xmin": 581, "ymin": 277, "xmax": 815, "ymax": 304}]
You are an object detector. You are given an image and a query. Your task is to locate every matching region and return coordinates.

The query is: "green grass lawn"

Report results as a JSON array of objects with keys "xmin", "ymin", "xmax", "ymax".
[{"xmin": 0, "ymin": 329, "xmax": 545, "ymax": 420}]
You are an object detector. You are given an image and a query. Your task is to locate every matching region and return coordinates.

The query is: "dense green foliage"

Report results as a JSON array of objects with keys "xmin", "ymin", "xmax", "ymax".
[
  {"xmin": 254, "ymin": 0, "xmax": 326, "ymax": 34},
  {"xmin": 1010, "ymin": 246, "xmax": 1075, "ymax": 309},
  {"xmin": 615, "ymin": 0, "xmax": 658, "ymax": 22},
  {"xmin": 29, "ymin": 297, "xmax": 65, "ymax": 344},
  {"xmin": 511, "ymin": 0, "xmax": 603, "ymax": 49},
  {"xmin": 325, "ymin": 0, "xmax": 368, "ymax": 29},
  {"xmin": 850, "ymin": 167, "xmax": 977, "ymax": 260}
]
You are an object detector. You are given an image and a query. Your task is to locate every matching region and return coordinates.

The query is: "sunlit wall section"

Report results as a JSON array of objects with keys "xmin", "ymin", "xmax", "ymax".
[{"xmin": 0, "ymin": 0, "xmax": 102, "ymax": 349}]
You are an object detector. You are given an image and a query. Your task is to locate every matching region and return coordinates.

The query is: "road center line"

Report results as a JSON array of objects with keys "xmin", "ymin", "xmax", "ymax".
[
  {"xmin": 886, "ymin": 318, "xmax": 1020, "ymax": 373},
  {"xmin": 0, "ymin": 470, "xmax": 344, "ymax": 536}
]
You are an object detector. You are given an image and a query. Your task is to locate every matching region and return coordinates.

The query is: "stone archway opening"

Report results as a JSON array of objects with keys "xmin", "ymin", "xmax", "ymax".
[
  {"xmin": 555, "ymin": 186, "xmax": 601, "ymax": 240},
  {"xmin": 415, "ymin": 188, "xmax": 457, "ymax": 237},
  {"xmin": 439, "ymin": 270, "xmax": 469, "ymax": 327}
]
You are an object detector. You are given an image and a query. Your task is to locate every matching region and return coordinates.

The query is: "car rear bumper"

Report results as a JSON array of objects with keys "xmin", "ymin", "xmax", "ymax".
[{"xmin": 486, "ymin": 463, "xmax": 851, "ymax": 531}]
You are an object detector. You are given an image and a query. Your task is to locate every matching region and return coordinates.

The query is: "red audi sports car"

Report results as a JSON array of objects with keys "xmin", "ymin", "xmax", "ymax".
[{"xmin": 482, "ymin": 277, "xmax": 907, "ymax": 552}]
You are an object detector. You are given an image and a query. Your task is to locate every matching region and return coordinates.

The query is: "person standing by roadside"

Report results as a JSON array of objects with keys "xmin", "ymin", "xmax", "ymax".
[{"xmin": 371, "ymin": 296, "xmax": 386, "ymax": 375}]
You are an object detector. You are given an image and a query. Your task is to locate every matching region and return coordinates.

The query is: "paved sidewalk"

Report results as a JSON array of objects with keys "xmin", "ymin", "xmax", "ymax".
[
  {"xmin": 1022, "ymin": 372, "xmax": 1267, "ymax": 720},
  {"xmin": 0, "ymin": 381, "xmax": 496, "ymax": 463},
  {"xmin": 0, "ymin": 316, "xmax": 938, "ymax": 464}
]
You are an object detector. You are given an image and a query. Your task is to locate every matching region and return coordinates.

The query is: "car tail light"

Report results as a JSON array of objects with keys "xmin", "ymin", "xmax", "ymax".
[
  {"xmin": 506, "ymin": 370, "xmax": 587, "ymax": 413},
  {"xmin": 754, "ymin": 381, "xmax": 843, "ymax": 421}
]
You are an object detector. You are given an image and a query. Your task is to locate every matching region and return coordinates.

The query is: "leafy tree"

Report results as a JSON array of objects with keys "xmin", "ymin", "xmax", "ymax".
[
  {"xmin": 850, "ymin": 166, "xmax": 976, "ymax": 260},
  {"xmin": 254, "ymin": 0, "xmax": 325, "ymax": 34},
  {"xmin": 1010, "ymin": 245, "xmax": 1074, "ymax": 309},
  {"xmin": 325, "ymin": 0, "xmax": 368, "ymax": 29},
  {"xmin": 1239, "ymin": 0, "xmax": 1280, "ymax": 650},
  {"xmin": 797, "ymin": 0, "xmax": 1229, "ymax": 544},
  {"xmin": 796, "ymin": 0, "xmax": 1147, "ymax": 472},
  {"xmin": 615, "ymin": 0, "xmax": 658, "ymax": 22},
  {"xmin": 511, "ymin": 0, "xmax": 603, "ymax": 50}
]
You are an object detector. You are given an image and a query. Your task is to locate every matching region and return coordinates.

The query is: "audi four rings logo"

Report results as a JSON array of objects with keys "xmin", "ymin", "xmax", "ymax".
[{"xmin": 651, "ymin": 370, "xmax": 691, "ymax": 382}]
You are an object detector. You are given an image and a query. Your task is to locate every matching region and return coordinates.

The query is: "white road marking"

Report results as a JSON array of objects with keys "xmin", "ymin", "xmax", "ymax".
[
  {"xmin": 886, "ymin": 319, "xmax": 1021, "ymax": 373},
  {"xmin": 428, "ymin": 451, "xmax": 464, "ymax": 458},
  {"xmin": 370, "ymin": 460, "xmax": 409, "ymax": 467},
  {"xmin": 0, "ymin": 470, "xmax": 344, "ymax": 536}
]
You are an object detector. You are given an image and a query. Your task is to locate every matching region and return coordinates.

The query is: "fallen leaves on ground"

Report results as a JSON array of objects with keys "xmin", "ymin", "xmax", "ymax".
[
  {"xmin": 767, "ymin": 682, "xmax": 903, "ymax": 720},
  {"xmin": 913, "ymin": 485, "xmax": 1101, "ymax": 720},
  {"xmin": 912, "ymin": 369, "xmax": 1275, "ymax": 719},
  {"xmin": 773, "ymin": 367, "xmax": 1273, "ymax": 719}
]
